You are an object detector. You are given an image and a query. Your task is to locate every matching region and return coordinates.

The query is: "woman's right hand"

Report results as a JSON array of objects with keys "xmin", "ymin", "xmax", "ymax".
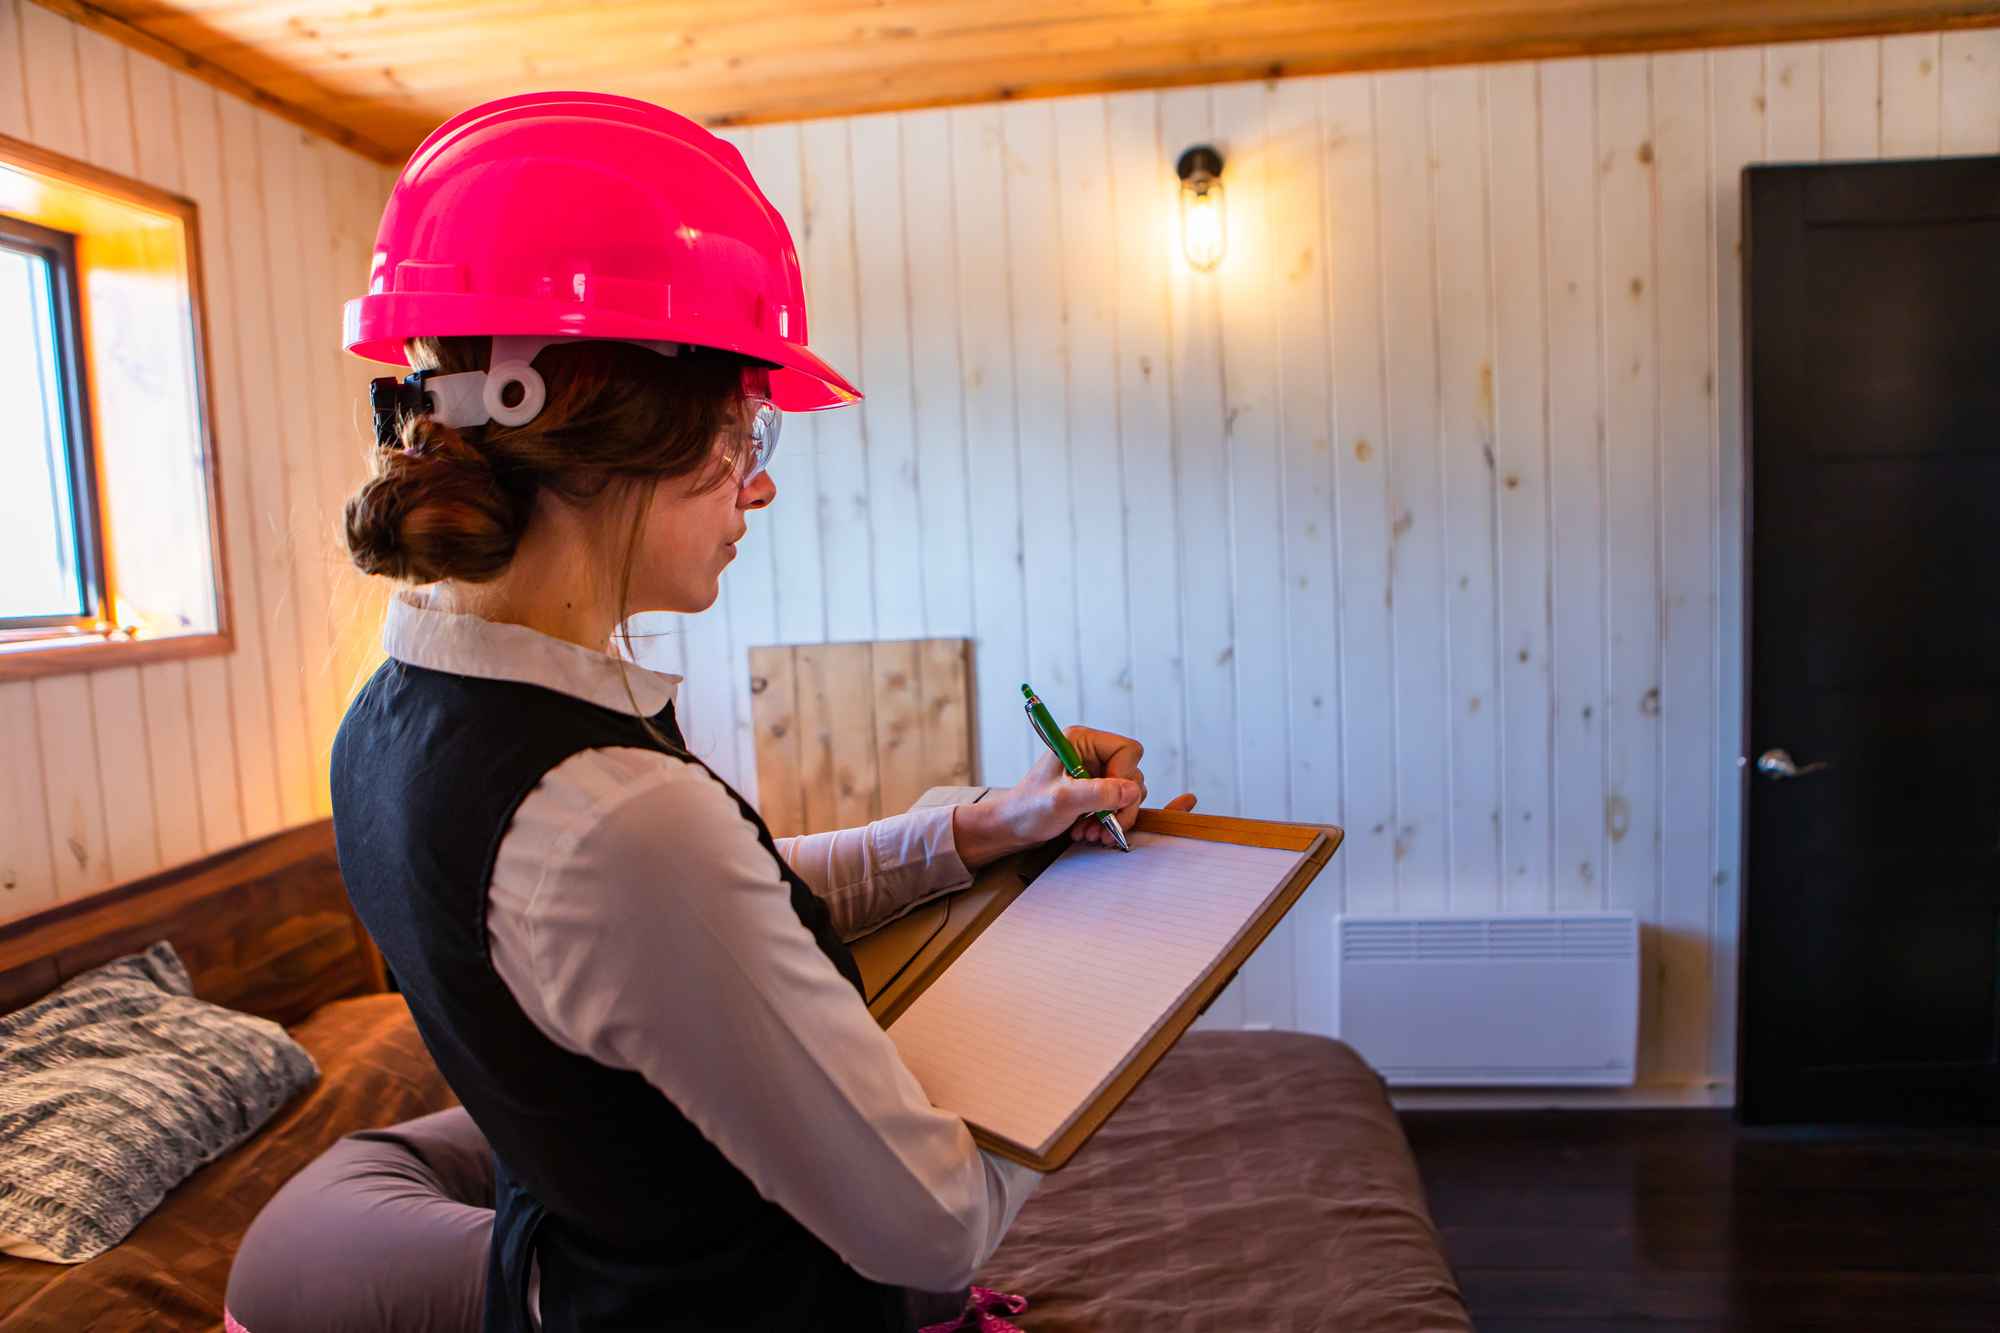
[{"xmin": 951, "ymin": 725, "xmax": 1197, "ymax": 869}]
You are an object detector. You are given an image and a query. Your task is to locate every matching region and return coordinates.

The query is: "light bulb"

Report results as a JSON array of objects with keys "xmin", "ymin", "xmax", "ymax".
[{"xmin": 1180, "ymin": 182, "xmax": 1225, "ymax": 272}]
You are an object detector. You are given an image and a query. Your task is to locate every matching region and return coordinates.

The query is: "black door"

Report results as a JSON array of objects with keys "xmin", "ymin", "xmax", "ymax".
[{"xmin": 1741, "ymin": 156, "xmax": 2000, "ymax": 1125}]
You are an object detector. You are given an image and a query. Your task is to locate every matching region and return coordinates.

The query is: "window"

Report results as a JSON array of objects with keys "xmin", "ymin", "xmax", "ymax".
[
  {"xmin": 1, "ymin": 217, "xmax": 100, "ymax": 629},
  {"xmin": 0, "ymin": 133, "xmax": 225, "ymax": 676}
]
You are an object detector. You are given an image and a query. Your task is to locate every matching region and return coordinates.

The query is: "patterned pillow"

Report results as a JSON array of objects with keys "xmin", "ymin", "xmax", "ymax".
[{"xmin": 0, "ymin": 940, "xmax": 320, "ymax": 1263}]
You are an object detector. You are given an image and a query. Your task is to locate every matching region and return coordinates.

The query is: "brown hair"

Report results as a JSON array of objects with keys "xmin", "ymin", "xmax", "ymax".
[{"xmin": 344, "ymin": 335, "xmax": 750, "ymax": 734}]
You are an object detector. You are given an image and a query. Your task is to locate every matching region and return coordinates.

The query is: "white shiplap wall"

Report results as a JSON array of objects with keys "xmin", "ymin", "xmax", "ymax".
[
  {"xmin": 0, "ymin": 1, "xmax": 395, "ymax": 923},
  {"xmin": 636, "ymin": 32, "xmax": 2000, "ymax": 1096}
]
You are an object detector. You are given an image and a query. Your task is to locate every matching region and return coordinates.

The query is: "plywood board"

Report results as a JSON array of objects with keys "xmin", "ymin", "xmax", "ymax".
[{"xmin": 750, "ymin": 639, "xmax": 973, "ymax": 837}]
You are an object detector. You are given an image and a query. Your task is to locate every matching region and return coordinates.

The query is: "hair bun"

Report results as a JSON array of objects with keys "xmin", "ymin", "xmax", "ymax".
[{"xmin": 343, "ymin": 415, "xmax": 531, "ymax": 584}]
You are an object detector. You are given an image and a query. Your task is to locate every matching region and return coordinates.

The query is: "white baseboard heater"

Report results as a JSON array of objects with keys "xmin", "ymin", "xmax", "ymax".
[{"xmin": 1332, "ymin": 912, "xmax": 1639, "ymax": 1086}]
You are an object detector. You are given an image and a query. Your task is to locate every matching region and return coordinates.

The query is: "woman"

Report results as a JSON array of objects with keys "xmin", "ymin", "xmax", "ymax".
[{"xmin": 329, "ymin": 93, "xmax": 1193, "ymax": 1333}]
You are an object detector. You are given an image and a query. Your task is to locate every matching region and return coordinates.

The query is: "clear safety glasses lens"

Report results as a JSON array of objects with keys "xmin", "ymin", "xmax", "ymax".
[{"xmin": 744, "ymin": 399, "xmax": 781, "ymax": 482}]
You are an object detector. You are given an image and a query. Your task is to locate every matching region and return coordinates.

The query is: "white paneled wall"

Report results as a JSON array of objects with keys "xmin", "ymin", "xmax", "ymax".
[
  {"xmin": 0, "ymin": 1, "xmax": 395, "ymax": 924},
  {"xmin": 637, "ymin": 32, "xmax": 2000, "ymax": 1094}
]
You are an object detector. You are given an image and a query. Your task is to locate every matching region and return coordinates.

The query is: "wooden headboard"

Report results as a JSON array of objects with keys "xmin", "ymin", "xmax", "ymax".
[{"xmin": 0, "ymin": 820, "xmax": 385, "ymax": 1027}]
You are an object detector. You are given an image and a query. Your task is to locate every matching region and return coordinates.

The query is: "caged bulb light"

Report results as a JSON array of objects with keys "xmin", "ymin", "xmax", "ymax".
[{"xmin": 1176, "ymin": 145, "xmax": 1226, "ymax": 272}]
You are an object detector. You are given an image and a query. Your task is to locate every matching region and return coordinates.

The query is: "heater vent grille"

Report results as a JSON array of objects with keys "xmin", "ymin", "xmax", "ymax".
[
  {"xmin": 1332, "ymin": 912, "xmax": 1639, "ymax": 1087},
  {"xmin": 1340, "ymin": 915, "xmax": 1636, "ymax": 962}
]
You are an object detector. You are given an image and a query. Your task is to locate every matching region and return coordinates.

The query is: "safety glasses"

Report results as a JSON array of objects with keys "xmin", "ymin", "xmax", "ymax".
[
  {"xmin": 728, "ymin": 394, "xmax": 772, "ymax": 488},
  {"xmin": 727, "ymin": 365, "xmax": 781, "ymax": 486}
]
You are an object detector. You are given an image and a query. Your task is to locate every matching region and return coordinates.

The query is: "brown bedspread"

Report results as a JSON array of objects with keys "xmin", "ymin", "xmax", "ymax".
[
  {"xmin": 0, "ymin": 994, "xmax": 454, "ymax": 1332},
  {"xmin": 1, "ymin": 1005, "xmax": 1465, "ymax": 1332},
  {"xmin": 979, "ymin": 1030, "xmax": 1470, "ymax": 1332}
]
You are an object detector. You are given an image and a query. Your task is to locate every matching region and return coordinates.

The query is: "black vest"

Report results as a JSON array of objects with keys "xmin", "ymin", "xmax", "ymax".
[{"xmin": 330, "ymin": 658, "xmax": 913, "ymax": 1332}]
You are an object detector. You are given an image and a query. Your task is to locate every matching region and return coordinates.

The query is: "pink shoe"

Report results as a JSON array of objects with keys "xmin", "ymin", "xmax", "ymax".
[{"xmin": 918, "ymin": 1285, "xmax": 1030, "ymax": 1333}]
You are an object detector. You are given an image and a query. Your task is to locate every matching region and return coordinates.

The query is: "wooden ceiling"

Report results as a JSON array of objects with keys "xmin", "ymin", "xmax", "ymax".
[{"xmin": 36, "ymin": 0, "xmax": 2000, "ymax": 163}]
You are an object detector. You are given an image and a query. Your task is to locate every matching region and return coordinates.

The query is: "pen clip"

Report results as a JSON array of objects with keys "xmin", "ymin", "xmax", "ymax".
[
  {"xmin": 1027, "ymin": 709, "xmax": 1078, "ymax": 773},
  {"xmin": 1023, "ymin": 698, "xmax": 1055, "ymax": 749},
  {"xmin": 1025, "ymin": 688, "xmax": 1098, "ymax": 786}
]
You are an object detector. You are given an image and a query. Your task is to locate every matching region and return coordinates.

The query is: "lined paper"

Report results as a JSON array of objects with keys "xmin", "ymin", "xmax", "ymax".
[{"xmin": 886, "ymin": 831, "xmax": 1306, "ymax": 1154}]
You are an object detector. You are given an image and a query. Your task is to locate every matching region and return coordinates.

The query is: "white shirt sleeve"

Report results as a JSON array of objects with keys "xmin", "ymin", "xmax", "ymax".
[
  {"xmin": 486, "ymin": 746, "xmax": 1040, "ymax": 1293},
  {"xmin": 775, "ymin": 806, "xmax": 976, "ymax": 941}
]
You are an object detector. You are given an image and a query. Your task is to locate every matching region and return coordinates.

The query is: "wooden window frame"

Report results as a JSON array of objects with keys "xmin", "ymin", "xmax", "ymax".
[
  {"xmin": 0, "ymin": 214, "xmax": 108, "ymax": 638},
  {"xmin": 0, "ymin": 132, "xmax": 231, "ymax": 682}
]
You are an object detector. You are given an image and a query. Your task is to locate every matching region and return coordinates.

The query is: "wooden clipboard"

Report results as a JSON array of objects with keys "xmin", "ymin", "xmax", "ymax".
[{"xmin": 849, "ymin": 807, "xmax": 1344, "ymax": 1171}]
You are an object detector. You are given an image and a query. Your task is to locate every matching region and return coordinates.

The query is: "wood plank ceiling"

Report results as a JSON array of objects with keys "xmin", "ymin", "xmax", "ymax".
[{"xmin": 34, "ymin": 0, "xmax": 2000, "ymax": 163}]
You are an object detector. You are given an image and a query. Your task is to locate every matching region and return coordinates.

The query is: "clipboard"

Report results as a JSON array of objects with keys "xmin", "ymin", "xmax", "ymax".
[{"xmin": 849, "ymin": 807, "xmax": 1343, "ymax": 1171}]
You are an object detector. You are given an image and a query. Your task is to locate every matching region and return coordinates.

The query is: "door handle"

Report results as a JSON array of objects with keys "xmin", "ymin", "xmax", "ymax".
[{"xmin": 1756, "ymin": 748, "xmax": 1832, "ymax": 780}]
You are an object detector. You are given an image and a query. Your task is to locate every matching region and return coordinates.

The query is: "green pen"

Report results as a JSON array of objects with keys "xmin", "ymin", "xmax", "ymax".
[{"xmin": 1021, "ymin": 682, "xmax": 1133, "ymax": 853}]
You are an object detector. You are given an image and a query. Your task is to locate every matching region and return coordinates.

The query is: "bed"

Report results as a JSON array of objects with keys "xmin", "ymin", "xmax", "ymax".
[{"xmin": 0, "ymin": 817, "xmax": 1468, "ymax": 1332}]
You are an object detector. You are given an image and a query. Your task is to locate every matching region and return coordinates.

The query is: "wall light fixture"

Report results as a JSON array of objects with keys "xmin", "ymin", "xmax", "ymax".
[{"xmin": 1176, "ymin": 145, "xmax": 1226, "ymax": 272}]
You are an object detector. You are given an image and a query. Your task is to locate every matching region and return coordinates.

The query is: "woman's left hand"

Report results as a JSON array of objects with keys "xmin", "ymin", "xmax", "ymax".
[{"xmin": 951, "ymin": 725, "xmax": 1198, "ymax": 869}]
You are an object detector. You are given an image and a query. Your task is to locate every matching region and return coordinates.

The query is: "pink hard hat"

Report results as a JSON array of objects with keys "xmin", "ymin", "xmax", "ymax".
[{"xmin": 342, "ymin": 91, "xmax": 859, "ymax": 412}]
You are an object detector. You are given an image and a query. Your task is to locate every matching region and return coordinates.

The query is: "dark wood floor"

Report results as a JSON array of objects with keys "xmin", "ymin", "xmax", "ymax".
[{"xmin": 1399, "ymin": 1109, "xmax": 2000, "ymax": 1332}]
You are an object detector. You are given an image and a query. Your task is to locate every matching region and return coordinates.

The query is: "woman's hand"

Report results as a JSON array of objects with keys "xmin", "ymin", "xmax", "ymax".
[{"xmin": 951, "ymin": 726, "xmax": 1198, "ymax": 870}]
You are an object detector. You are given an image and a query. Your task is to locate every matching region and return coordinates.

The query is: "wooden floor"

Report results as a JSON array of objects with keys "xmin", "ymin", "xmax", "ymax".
[{"xmin": 1400, "ymin": 1110, "xmax": 2000, "ymax": 1332}]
